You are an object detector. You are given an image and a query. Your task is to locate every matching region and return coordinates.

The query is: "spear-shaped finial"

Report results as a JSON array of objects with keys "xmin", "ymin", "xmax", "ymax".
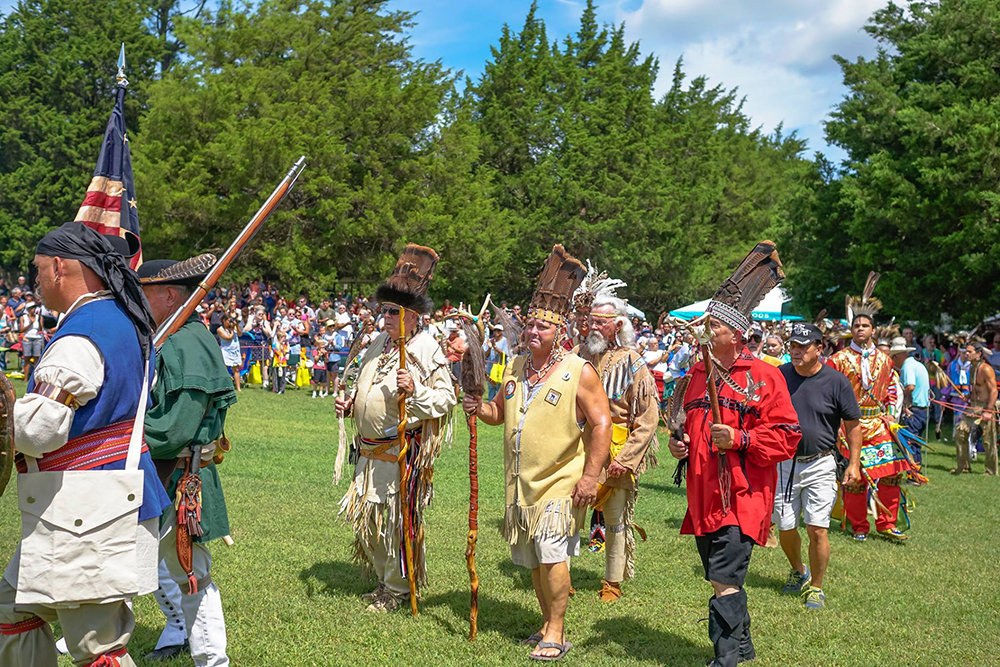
[{"xmin": 116, "ymin": 43, "xmax": 128, "ymax": 88}]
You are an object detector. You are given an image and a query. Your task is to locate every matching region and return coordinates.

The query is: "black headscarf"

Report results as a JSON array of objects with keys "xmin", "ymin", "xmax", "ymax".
[{"xmin": 36, "ymin": 222, "xmax": 156, "ymax": 357}]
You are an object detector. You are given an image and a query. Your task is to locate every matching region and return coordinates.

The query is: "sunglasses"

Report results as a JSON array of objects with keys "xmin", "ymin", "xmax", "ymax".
[{"xmin": 381, "ymin": 306, "xmax": 401, "ymax": 316}]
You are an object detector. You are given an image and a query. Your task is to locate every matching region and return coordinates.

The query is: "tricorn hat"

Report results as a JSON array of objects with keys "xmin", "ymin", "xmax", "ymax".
[
  {"xmin": 375, "ymin": 243, "xmax": 439, "ymax": 314},
  {"xmin": 138, "ymin": 254, "xmax": 216, "ymax": 286},
  {"xmin": 527, "ymin": 245, "xmax": 587, "ymax": 326}
]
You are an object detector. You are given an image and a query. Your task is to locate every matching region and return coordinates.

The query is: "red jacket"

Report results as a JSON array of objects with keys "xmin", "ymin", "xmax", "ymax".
[{"xmin": 680, "ymin": 347, "xmax": 801, "ymax": 545}]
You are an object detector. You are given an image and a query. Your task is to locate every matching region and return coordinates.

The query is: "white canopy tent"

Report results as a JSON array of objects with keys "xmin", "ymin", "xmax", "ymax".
[{"xmin": 669, "ymin": 286, "xmax": 800, "ymax": 322}]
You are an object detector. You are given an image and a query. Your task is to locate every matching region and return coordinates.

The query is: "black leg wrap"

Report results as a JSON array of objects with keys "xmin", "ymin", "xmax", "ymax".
[
  {"xmin": 739, "ymin": 606, "xmax": 755, "ymax": 663},
  {"xmin": 707, "ymin": 589, "xmax": 747, "ymax": 667}
]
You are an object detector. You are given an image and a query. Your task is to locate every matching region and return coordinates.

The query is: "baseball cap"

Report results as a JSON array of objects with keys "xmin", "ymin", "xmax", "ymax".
[{"xmin": 788, "ymin": 322, "xmax": 823, "ymax": 345}]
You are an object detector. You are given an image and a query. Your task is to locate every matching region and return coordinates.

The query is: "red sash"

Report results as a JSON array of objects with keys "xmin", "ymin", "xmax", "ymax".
[{"xmin": 15, "ymin": 419, "xmax": 147, "ymax": 473}]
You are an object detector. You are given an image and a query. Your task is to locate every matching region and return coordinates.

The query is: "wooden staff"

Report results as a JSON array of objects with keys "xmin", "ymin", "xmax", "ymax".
[
  {"xmin": 396, "ymin": 312, "xmax": 418, "ymax": 616},
  {"xmin": 700, "ymin": 322, "xmax": 731, "ymax": 515},
  {"xmin": 466, "ymin": 410, "xmax": 480, "ymax": 640},
  {"xmin": 446, "ymin": 298, "xmax": 490, "ymax": 640}
]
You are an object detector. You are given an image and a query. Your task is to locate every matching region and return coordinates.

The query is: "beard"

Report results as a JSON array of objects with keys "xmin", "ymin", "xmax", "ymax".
[{"xmin": 585, "ymin": 331, "xmax": 609, "ymax": 356}]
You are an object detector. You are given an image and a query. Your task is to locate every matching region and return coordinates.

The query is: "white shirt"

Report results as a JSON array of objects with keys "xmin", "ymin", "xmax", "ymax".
[{"xmin": 14, "ymin": 292, "xmax": 111, "ymax": 458}]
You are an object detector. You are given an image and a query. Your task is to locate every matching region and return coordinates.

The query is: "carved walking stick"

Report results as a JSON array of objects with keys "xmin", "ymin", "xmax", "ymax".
[{"xmin": 449, "ymin": 297, "xmax": 490, "ymax": 639}]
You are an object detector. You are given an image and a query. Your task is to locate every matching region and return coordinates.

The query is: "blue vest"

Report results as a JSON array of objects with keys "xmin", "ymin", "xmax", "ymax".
[{"xmin": 27, "ymin": 298, "xmax": 170, "ymax": 521}]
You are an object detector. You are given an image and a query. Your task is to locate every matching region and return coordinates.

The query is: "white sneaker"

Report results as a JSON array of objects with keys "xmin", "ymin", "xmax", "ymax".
[
  {"xmin": 312, "ymin": 391, "xmax": 317, "ymax": 398},
  {"xmin": 321, "ymin": 391, "xmax": 329, "ymax": 397}
]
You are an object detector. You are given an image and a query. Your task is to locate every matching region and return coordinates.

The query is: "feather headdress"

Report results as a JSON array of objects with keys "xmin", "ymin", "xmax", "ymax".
[
  {"xmin": 527, "ymin": 245, "xmax": 587, "ymax": 326},
  {"xmin": 138, "ymin": 254, "xmax": 217, "ymax": 286},
  {"xmin": 846, "ymin": 271, "xmax": 882, "ymax": 323},
  {"xmin": 572, "ymin": 259, "xmax": 627, "ymax": 312},
  {"xmin": 375, "ymin": 243, "xmax": 439, "ymax": 314},
  {"xmin": 705, "ymin": 241, "xmax": 785, "ymax": 334},
  {"xmin": 873, "ymin": 318, "xmax": 900, "ymax": 348}
]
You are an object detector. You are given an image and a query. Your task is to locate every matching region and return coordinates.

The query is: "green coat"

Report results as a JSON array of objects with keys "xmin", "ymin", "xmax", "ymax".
[{"xmin": 146, "ymin": 316, "xmax": 238, "ymax": 543}]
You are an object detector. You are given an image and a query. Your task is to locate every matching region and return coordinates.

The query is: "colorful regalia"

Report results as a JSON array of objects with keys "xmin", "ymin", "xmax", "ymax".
[{"xmin": 830, "ymin": 273, "xmax": 913, "ymax": 538}]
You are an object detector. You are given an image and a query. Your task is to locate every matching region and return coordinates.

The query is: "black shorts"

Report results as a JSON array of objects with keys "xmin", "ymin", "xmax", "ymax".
[
  {"xmin": 312, "ymin": 368, "xmax": 327, "ymax": 383},
  {"xmin": 695, "ymin": 526, "xmax": 754, "ymax": 587},
  {"xmin": 326, "ymin": 358, "xmax": 340, "ymax": 373}
]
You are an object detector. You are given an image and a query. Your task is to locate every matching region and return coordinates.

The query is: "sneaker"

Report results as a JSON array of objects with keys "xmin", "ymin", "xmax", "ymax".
[
  {"xmin": 781, "ymin": 567, "xmax": 811, "ymax": 594},
  {"xmin": 876, "ymin": 528, "xmax": 908, "ymax": 543},
  {"xmin": 803, "ymin": 586, "xmax": 825, "ymax": 610},
  {"xmin": 853, "ymin": 533, "xmax": 867, "ymax": 542},
  {"xmin": 312, "ymin": 391, "xmax": 318, "ymax": 398}
]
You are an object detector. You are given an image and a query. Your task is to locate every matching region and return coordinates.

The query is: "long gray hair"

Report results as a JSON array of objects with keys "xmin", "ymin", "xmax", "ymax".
[{"xmin": 591, "ymin": 295, "xmax": 636, "ymax": 348}]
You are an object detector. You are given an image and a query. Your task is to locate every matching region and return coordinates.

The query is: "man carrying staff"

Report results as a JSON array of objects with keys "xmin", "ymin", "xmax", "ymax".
[
  {"xmin": 464, "ymin": 245, "xmax": 612, "ymax": 661},
  {"xmin": 775, "ymin": 323, "xmax": 862, "ymax": 610},
  {"xmin": 573, "ymin": 275, "xmax": 659, "ymax": 603},
  {"xmin": 953, "ymin": 342, "xmax": 998, "ymax": 475},
  {"xmin": 337, "ymin": 244, "xmax": 456, "ymax": 613},
  {"xmin": 0, "ymin": 223, "xmax": 171, "ymax": 667},
  {"xmin": 829, "ymin": 274, "xmax": 913, "ymax": 542},
  {"xmin": 668, "ymin": 241, "xmax": 800, "ymax": 667},
  {"xmin": 139, "ymin": 256, "xmax": 238, "ymax": 666}
]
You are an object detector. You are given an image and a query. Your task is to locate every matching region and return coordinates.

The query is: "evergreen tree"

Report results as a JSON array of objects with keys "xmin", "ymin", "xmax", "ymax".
[
  {"xmin": 0, "ymin": 0, "xmax": 160, "ymax": 272},
  {"xmin": 818, "ymin": 0, "xmax": 1000, "ymax": 323},
  {"xmin": 135, "ymin": 0, "xmax": 507, "ymax": 301}
]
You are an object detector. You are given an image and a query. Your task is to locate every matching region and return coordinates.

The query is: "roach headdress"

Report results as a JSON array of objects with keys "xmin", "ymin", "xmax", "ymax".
[
  {"xmin": 705, "ymin": 240, "xmax": 785, "ymax": 335},
  {"xmin": 845, "ymin": 271, "xmax": 882, "ymax": 324},
  {"xmin": 572, "ymin": 259, "xmax": 627, "ymax": 313},
  {"xmin": 527, "ymin": 245, "xmax": 587, "ymax": 326},
  {"xmin": 375, "ymin": 243, "xmax": 439, "ymax": 314}
]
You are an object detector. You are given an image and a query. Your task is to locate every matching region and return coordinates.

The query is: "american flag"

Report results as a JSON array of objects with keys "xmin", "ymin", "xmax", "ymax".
[{"xmin": 74, "ymin": 45, "xmax": 141, "ymax": 267}]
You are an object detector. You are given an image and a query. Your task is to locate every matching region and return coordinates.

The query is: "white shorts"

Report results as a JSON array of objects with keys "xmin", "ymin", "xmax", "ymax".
[
  {"xmin": 511, "ymin": 531, "xmax": 581, "ymax": 570},
  {"xmin": 772, "ymin": 454, "xmax": 838, "ymax": 530}
]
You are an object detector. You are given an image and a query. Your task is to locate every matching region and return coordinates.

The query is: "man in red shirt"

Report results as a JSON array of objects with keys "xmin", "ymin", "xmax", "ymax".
[{"xmin": 668, "ymin": 242, "xmax": 800, "ymax": 667}]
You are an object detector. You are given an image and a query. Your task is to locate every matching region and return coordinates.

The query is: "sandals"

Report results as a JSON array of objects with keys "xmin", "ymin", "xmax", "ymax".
[
  {"xmin": 530, "ymin": 640, "xmax": 573, "ymax": 662},
  {"xmin": 520, "ymin": 633, "xmax": 543, "ymax": 646}
]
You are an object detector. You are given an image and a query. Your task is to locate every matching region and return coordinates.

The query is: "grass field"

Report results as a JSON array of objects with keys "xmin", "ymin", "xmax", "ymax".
[{"xmin": 2, "ymin": 380, "xmax": 1000, "ymax": 666}]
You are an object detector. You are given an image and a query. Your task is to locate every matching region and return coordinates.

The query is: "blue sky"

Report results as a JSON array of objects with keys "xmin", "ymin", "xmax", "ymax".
[
  {"xmin": 389, "ymin": 0, "xmax": 890, "ymax": 161},
  {"xmin": 1, "ymin": 0, "xmax": 888, "ymax": 159}
]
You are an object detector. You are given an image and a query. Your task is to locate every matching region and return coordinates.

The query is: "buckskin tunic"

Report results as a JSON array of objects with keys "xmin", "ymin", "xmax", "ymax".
[
  {"xmin": 576, "ymin": 345, "xmax": 659, "ymax": 581},
  {"xmin": 339, "ymin": 329, "xmax": 455, "ymax": 598}
]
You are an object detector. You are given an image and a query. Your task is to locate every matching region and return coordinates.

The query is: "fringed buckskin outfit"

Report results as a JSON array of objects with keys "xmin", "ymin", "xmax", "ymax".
[
  {"xmin": 338, "ymin": 244, "xmax": 455, "ymax": 606},
  {"xmin": 578, "ymin": 344, "xmax": 659, "ymax": 584}
]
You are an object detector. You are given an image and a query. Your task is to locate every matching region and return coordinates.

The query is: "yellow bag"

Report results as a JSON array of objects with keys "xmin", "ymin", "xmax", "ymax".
[
  {"xmin": 489, "ymin": 353, "xmax": 506, "ymax": 384},
  {"xmin": 296, "ymin": 364, "xmax": 311, "ymax": 387},
  {"xmin": 249, "ymin": 362, "xmax": 262, "ymax": 385}
]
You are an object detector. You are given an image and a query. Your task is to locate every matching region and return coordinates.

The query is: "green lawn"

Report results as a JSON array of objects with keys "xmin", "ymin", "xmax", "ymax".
[{"xmin": 2, "ymin": 381, "xmax": 999, "ymax": 666}]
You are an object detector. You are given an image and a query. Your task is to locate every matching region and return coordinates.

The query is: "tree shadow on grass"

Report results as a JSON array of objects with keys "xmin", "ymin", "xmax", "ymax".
[
  {"xmin": 638, "ymin": 481, "xmax": 688, "ymax": 497},
  {"xmin": 421, "ymin": 588, "xmax": 538, "ymax": 642},
  {"xmin": 299, "ymin": 560, "xmax": 371, "ymax": 599},
  {"xmin": 577, "ymin": 615, "xmax": 706, "ymax": 665}
]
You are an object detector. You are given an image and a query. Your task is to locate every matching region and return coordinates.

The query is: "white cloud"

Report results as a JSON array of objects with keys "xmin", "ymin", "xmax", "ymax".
[{"xmin": 615, "ymin": 0, "xmax": 888, "ymax": 154}]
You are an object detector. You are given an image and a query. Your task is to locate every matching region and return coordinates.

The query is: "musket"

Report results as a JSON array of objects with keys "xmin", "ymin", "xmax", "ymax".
[
  {"xmin": 155, "ymin": 156, "xmax": 306, "ymax": 593},
  {"xmin": 447, "ymin": 296, "xmax": 490, "ymax": 640},
  {"xmin": 153, "ymin": 156, "xmax": 306, "ymax": 348},
  {"xmin": 396, "ymin": 312, "xmax": 418, "ymax": 616}
]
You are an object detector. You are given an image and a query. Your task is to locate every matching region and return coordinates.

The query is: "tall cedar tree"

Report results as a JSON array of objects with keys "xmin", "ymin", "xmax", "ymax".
[
  {"xmin": 0, "ymin": 0, "xmax": 160, "ymax": 272},
  {"xmin": 134, "ymin": 0, "xmax": 509, "ymax": 302},
  {"xmin": 801, "ymin": 0, "xmax": 1000, "ymax": 324},
  {"xmin": 466, "ymin": 1, "xmax": 812, "ymax": 313}
]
